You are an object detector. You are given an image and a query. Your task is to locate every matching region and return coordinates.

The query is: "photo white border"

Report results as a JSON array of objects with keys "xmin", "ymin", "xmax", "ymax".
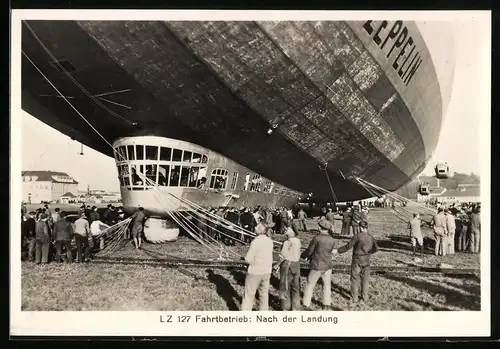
[{"xmin": 10, "ymin": 9, "xmax": 491, "ymax": 337}]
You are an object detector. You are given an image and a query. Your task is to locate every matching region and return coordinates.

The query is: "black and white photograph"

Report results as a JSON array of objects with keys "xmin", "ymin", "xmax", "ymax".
[{"xmin": 10, "ymin": 10, "xmax": 490, "ymax": 337}]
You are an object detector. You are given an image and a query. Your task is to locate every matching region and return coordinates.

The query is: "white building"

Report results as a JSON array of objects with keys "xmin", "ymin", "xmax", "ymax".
[
  {"xmin": 434, "ymin": 186, "xmax": 480, "ymax": 205},
  {"xmin": 22, "ymin": 171, "xmax": 79, "ymax": 204}
]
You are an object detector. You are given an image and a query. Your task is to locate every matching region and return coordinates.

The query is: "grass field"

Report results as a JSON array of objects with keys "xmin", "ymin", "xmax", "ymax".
[{"xmin": 20, "ymin": 208, "xmax": 481, "ymax": 311}]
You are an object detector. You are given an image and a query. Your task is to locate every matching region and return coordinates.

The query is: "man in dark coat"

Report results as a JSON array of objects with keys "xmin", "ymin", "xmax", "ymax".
[
  {"xmin": 350, "ymin": 205, "xmax": 363, "ymax": 235},
  {"xmin": 333, "ymin": 221, "xmax": 379, "ymax": 303},
  {"xmin": 35, "ymin": 213, "xmax": 51, "ymax": 264},
  {"xmin": 341, "ymin": 208, "xmax": 351, "ymax": 235},
  {"xmin": 53, "ymin": 211, "xmax": 74, "ymax": 263},
  {"xmin": 301, "ymin": 220, "xmax": 336, "ymax": 310},
  {"xmin": 23, "ymin": 211, "xmax": 37, "ymax": 261}
]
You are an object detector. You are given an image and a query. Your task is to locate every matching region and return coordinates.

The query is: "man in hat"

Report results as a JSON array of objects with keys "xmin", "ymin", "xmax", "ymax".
[
  {"xmin": 273, "ymin": 225, "xmax": 302, "ymax": 311},
  {"xmin": 301, "ymin": 218, "xmax": 336, "ymax": 310},
  {"xmin": 241, "ymin": 220, "xmax": 274, "ymax": 311},
  {"xmin": 333, "ymin": 221, "xmax": 379, "ymax": 303},
  {"xmin": 35, "ymin": 213, "xmax": 51, "ymax": 264}
]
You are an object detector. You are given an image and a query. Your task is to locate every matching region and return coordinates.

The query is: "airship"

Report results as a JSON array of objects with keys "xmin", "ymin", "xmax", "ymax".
[{"xmin": 21, "ymin": 19, "xmax": 455, "ymax": 241}]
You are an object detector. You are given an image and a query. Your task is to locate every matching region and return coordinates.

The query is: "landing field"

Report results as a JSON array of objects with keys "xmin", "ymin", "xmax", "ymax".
[{"xmin": 20, "ymin": 208, "xmax": 481, "ymax": 311}]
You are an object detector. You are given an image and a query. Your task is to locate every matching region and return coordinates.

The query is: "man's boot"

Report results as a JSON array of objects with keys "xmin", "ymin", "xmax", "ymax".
[
  {"xmin": 420, "ymin": 245, "xmax": 424, "ymax": 257},
  {"xmin": 412, "ymin": 245, "xmax": 416, "ymax": 256}
]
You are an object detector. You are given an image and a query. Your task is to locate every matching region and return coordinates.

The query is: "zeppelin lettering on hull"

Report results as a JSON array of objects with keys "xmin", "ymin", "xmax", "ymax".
[{"xmin": 363, "ymin": 20, "xmax": 423, "ymax": 86}]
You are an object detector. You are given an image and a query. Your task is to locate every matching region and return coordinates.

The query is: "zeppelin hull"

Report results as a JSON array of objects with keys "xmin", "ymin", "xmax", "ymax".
[{"xmin": 20, "ymin": 20, "xmax": 452, "ymax": 202}]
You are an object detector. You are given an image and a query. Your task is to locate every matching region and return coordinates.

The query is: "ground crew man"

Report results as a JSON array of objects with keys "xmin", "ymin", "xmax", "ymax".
[
  {"xmin": 74, "ymin": 212, "xmax": 91, "ymax": 262},
  {"xmin": 35, "ymin": 213, "xmax": 51, "ymax": 264},
  {"xmin": 301, "ymin": 220, "xmax": 336, "ymax": 310},
  {"xmin": 280, "ymin": 208, "xmax": 290, "ymax": 234},
  {"xmin": 350, "ymin": 205, "xmax": 363, "ymax": 235},
  {"xmin": 297, "ymin": 208, "xmax": 307, "ymax": 232},
  {"xmin": 53, "ymin": 211, "xmax": 74, "ymax": 263},
  {"xmin": 241, "ymin": 222, "xmax": 274, "ymax": 311},
  {"xmin": 23, "ymin": 211, "xmax": 36, "ymax": 262},
  {"xmin": 130, "ymin": 207, "xmax": 146, "ymax": 250},
  {"xmin": 445, "ymin": 209, "xmax": 456, "ymax": 255},
  {"xmin": 457, "ymin": 209, "xmax": 469, "ymax": 252},
  {"xmin": 408, "ymin": 213, "xmax": 424, "ymax": 257},
  {"xmin": 273, "ymin": 225, "xmax": 302, "ymax": 311},
  {"xmin": 470, "ymin": 206, "xmax": 481, "ymax": 253},
  {"xmin": 326, "ymin": 208, "xmax": 335, "ymax": 229},
  {"xmin": 341, "ymin": 208, "xmax": 351, "ymax": 235},
  {"xmin": 431, "ymin": 208, "xmax": 448, "ymax": 256},
  {"xmin": 333, "ymin": 221, "xmax": 379, "ymax": 303}
]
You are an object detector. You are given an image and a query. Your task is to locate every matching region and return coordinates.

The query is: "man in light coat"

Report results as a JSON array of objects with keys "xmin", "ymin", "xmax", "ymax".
[
  {"xmin": 241, "ymin": 222, "xmax": 274, "ymax": 311},
  {"xmin": 445, "ymin": 209, "xmax": 456, "ymax": 255}
]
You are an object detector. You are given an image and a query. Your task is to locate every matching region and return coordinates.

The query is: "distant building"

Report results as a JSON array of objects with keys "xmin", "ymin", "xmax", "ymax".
[
  {"xmin": 22, "ymin": 171, "xmax": 79, "ymax": 204},
  {"xmin": 60, "ymin": 192, "xmax": 77, "ymax": 204},
  {"xmin": 425, "ymin": 185, "xmax": 480, "ymax": 205}
]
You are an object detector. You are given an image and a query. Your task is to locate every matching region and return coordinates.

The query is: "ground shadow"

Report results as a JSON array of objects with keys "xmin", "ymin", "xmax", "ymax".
[
  {"xmin": 330, "ymin": 281, "xmax": 351, "ymax": 300},
  {"xmin": 311, "ymin": 298, "xmax": 343, "ymax": 311},
  {"xmin": 205, "ymin": 269, "xmax": 241, "ymax": 311},
  {"xmin": 376, "ymin": 235, "xmax": 435, "ymax": 255},
  {"xmin": 229, "ymin": 268, "xmax": 281, "ymax": 311},
  {"xmin": 442, "ymin": 280, "xmax": 481, "ymax": 296},
  {"xmin": 402, "ymin": 298, "xmax": 453, "ymax": 311},
  {"xmin": 381, "ymin": 273, "xmax": 480, "ymax": 310}
]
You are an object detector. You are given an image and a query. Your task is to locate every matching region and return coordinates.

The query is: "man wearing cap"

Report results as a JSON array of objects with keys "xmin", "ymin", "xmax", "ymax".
[
  {"xmin": 241, "ymin": 221, "xmax": 274, "ymax": 311},
  {"xmin": 301, "ymin": 219, "xmax": 336, "ymax": 310},
  {"xmin": 333, "ymin": 221, "xmax": 379, "ymax": 303},
  {"xmin": 74, "ymin": 212, "xmax": 91, "ymax": 262},
  {"xmin": 35, "ymin": 213, "xmax": 51, "ymax": 264},
  {"xmin": 273, "ymin": 225, "xmax": 302, "ymax": 311},
  {"xmin": 53, "ymin": 211, "xmax": 74, "ymax": 263}
]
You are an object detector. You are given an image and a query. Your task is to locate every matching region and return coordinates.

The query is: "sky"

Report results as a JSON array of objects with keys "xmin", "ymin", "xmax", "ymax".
[{"xmin": 19, "ymin": 17, "xmax": 490, "ymax": 192}]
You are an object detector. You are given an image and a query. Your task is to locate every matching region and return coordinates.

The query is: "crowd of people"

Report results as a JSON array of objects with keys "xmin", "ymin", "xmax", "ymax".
[
  {"xmin": 409, "ymin": 202, "xmax": 481, "ymax": 258},
  {"xmin": 241, "ymin": 204, "xmax": 379, "ymax": 311},
  {"xmin": 20, "ymin": 203, "xmax": 146, "ymax": 264},
  {"xmin": 20, "ymin": 199, "xmax": 481, "ymax": 311}
]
